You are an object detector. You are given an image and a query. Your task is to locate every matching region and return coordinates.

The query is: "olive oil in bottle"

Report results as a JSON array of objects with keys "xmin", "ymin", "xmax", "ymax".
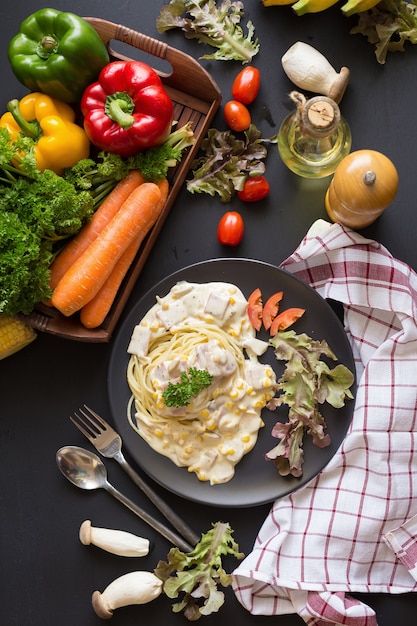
[{"xmin": 277, "ymin": 92, "xmax": 352, "ymax": 179}]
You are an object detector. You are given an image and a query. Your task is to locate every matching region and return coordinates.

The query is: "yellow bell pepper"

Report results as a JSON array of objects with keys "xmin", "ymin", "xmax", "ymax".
[{"xmin": 0, "ymin": 92, "xmax": 90, "ymax": 174}]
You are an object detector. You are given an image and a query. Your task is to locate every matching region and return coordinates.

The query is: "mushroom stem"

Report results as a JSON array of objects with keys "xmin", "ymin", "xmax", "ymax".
[
  {"xmin": 92, "ymin": 571, "xmax": 163, "ymax": 619},
  {"xmin": 282, "ymin": 42, "xmax": 350, "ymax": 104},
  {"xmin": 79, "ymin": 520, "xmax": 150, "ymax": 557}
]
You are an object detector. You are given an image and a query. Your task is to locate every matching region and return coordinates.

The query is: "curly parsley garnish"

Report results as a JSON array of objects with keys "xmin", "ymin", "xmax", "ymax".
[{"xmin": 162, "ymin": 367, "xmax": 214, "ymax": 407}]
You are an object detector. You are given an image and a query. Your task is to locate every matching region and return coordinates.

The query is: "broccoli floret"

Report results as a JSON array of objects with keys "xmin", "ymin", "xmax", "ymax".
[{"xmin": 64, "ymin": 122, "xmax": 195, "ymax": 198}]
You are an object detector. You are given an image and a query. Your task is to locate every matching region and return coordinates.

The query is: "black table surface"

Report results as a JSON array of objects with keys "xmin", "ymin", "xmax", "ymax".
[{"xmin": 1, "ymin": 1, "xmax": 416, "ymax": 624}]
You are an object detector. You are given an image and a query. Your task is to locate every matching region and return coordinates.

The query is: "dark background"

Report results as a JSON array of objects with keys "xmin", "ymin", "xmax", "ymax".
[{"xmin": 1, "ymin": 1, "xmax": 416, "ymax": 625}]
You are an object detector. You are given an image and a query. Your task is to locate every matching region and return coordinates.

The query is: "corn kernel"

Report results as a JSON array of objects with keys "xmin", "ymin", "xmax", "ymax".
[
  {"xmin": 155, "ymin": 429, "xmax": 163, "ymax": 438},
  {"xmin": 200, "ymin": 409, "xmax": 209, "ymax": 418},
  {"xmin": 241, "ymin": 434, "xmax": 251, "ymax": 443},
  {"xmin": 0, "ymin": 315, "xmax": 36, "ymax": 360},
  {"xmin": 229, "ymin": 390, "xmax": 239, "ymax": 399}
]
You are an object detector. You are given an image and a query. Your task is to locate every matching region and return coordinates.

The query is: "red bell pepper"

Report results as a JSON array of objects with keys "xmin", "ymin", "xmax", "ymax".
[{"xmin": 81, "ymin": 60, "xmax": 174, "ymax": 157}]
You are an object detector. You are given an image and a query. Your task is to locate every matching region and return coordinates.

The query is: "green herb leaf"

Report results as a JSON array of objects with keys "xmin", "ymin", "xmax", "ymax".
[
  {"xmin": 266, "ymin": 330, "xmax": 354, "ymax": 477},
  {"xmin": 156, "ymin": 0, "xmax": 259, "ymax": 63},
  {"xmin": 186, "ymin": 125, "xmax": 267, "ymax": 202},
  {"xmin": 350, "ymin": 0, "xmax": 417, "ymax": 64},
  {"xmin": 162, "ymin": 367, "xmax": 214, "ymax": 407},
  {"xmin": 155, "ymin": 521, "xmax": 244, "ymax": 619}
]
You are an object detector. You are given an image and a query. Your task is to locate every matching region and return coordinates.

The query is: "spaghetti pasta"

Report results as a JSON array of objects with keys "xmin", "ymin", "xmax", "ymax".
[{"xmin": 126, "ymin": 281, "xmax": 277, "ymax": 485}]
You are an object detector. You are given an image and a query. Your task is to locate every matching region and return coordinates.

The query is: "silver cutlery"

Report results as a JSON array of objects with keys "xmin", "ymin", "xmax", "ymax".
[
  {"xmin": 56, "ymin": 445, "xmax": 194, "ymax": 552},
  {"xmin": 70, "ymin": 405, "xmax": 200, "ymax": 548}
]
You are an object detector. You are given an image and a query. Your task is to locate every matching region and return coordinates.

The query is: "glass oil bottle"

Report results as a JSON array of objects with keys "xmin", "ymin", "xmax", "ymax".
[{"xmin": 277, "ymin": 91, "xmax": 352, "ymax": 179}]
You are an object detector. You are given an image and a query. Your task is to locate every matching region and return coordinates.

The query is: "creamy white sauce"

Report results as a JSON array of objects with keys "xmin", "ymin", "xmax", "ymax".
[{"xmin": 127, "ymin": 281, "xmax": 277, "ymax": 485}]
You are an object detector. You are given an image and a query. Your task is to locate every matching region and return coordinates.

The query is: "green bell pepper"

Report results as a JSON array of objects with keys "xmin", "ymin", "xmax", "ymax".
[{"xmin": 8, "ymin": 8, "xmax": 110, "ymax": 104}]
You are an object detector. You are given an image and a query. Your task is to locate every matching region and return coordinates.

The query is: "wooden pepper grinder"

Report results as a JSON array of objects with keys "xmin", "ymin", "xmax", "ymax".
[{"xmin": 325, "ymin": 149, "xmax": 399, "ymax": 229}]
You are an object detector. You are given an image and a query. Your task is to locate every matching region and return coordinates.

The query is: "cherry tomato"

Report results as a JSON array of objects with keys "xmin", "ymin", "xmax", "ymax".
[
  {"xmin": 262, "ymin": 291, "xmax": 283, "ymax": 331},
  {"xmin": 224, "ymin": 100, "xmax": 251, "ymax": 132},
  {"xmin": 238, "ymin": 176, "xmax": 271, "ymax": 203},
  {"xmin": 269, "ymin": 308, "xmax": 306, "ymax": 336},
  {"xmin": 217, "ymin": 211, "xmax": 244, "ymax": 247},
  {"xmin": 231, "ymin": 66, "xmax": 261, "ymax": 105},
  {"xmin": 247, "ymin": 288, "xmax": 263, "ymax": 331}
]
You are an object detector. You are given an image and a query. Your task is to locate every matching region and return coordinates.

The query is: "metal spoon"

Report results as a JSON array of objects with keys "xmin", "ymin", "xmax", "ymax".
[{"xmin": 56, "ymin": 445, "xmax": 193, "ymax": 552}]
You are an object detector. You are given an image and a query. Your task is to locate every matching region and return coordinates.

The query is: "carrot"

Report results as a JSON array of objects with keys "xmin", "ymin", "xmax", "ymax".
[
  {"xmin": 51, "ymin": 182, "xmax": 162, "ymax": 317},
  {"xmin": 48, "ymin": 170, "xmax": 145, "ymax": 291},
  {"xmin": 80, "ymin": 179, "xmax": 169, "ymax": 329}
]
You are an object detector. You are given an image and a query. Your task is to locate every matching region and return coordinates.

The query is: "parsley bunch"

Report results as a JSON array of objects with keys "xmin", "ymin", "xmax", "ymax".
[{"xmin": 0, "ymin": 129, "xmax": 93, "ymax": 315}]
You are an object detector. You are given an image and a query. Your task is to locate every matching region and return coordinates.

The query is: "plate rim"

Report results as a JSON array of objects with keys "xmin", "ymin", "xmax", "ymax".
[{"xmin": 107, "ymin": 257, "xmax": 356, "ymax": 508}]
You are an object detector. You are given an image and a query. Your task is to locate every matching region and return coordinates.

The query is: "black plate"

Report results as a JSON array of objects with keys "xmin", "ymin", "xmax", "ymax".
[{"xmin": 108, "ymin": 258, "xmax": 356, "ymax": 507}]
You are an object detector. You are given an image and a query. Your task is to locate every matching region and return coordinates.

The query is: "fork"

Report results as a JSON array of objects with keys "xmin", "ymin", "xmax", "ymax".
[{"xmin": 70, "ymin": 405, "xmax": 200, "ymax": 548}]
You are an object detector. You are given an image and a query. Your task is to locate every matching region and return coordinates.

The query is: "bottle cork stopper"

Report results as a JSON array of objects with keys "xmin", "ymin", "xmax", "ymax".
[
  {"xmin": 301, "ymin": 96, "xmax": 340, "ymax": 138},
  {"xmin": 307, "ymin": 100, "xmax": 335, "ymax": 128}
]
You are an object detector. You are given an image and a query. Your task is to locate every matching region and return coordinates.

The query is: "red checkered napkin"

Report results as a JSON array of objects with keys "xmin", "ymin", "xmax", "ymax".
[{"xmin": 232, "ymin": 220, "xmax": 417, "ymax": 626}]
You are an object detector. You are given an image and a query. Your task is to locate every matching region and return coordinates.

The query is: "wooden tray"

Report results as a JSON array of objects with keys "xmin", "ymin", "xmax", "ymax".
[{"xmin": 21, "ymin": 17, "xmax": 221, "ymax": 342}]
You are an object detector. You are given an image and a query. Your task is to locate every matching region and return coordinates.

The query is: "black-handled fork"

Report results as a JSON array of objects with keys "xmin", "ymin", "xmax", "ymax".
[{"xmin": 70, "ymin": 405, "xmax": 200, "ymax": 548}]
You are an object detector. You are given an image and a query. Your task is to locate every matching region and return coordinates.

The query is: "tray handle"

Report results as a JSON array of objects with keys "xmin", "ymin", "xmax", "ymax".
[{"xmin": 84, "ymin": 17, "xmax": 221, "ymax": 105}]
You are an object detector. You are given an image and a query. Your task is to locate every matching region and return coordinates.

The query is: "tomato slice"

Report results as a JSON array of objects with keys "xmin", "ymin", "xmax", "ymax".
[
  {"xmin": 262, "ymin": 291, "xmax": 283, "ymax": 330},
  {"xmin": 247, "ymin": 287, "xmax": 263, "ymax": 331},
  {"xmin": 269, "ymin": 308, "xmax": 306, "ymax": 335}
]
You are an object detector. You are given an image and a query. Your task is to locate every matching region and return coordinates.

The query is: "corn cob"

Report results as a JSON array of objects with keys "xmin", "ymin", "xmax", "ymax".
[{"xmin": 0, "ymin": 315, "xmax": 36, "ymax": 360}]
